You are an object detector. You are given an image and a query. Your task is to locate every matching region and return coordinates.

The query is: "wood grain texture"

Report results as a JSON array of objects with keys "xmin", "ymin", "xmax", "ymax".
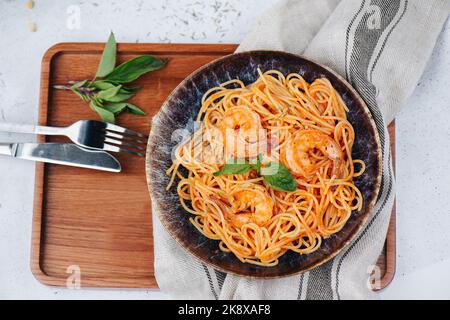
[{"xmin": 31, "ymin": 43, "xmax": 395, "ymax": 289}]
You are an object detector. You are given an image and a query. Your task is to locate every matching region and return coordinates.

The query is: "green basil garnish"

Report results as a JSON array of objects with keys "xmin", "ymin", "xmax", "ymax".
[
  {"xmin": 95, "ymin": 32, "xmax": 117, "ymax": 78},
  {"xmin": 104, "ymin": 56, "xmax": 166, "ymax": 84},
  {"xmin": 213, "ymin": 161, "xmax": 253, "ymax": 177},
  {"xmin": 213, "ymin": 155, "xmax": 298, "ymax": 192},
  {"xmin": 54, "ymin": 32, "xmax": 166, "ymax": 123},
  {"xmin": 262, "ymin": 162, "xmax": 298, "ymax": 192}
]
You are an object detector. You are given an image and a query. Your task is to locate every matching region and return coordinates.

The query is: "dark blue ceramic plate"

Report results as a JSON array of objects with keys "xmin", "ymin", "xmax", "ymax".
[{"xmin": 146, "ymin": 51, "xmax": 382, "ymax": 278}]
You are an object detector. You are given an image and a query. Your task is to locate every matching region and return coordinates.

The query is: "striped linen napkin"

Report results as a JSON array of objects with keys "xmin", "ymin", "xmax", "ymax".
[{"xmin": 152, "ymin": 0, "xmax": 450, "ymax": 299}]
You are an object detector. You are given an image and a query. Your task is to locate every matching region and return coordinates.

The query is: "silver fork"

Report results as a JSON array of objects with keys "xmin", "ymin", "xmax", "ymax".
[{"xmin": 0, "ymin": 120, "xmax": 147, "ymax": 157}]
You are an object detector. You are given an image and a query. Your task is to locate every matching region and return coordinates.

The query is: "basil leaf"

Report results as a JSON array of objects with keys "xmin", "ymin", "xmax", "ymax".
[
  {"xmin": 90, "ymin": 101, "xmax": 115, "ymax": 123},
  {"xmin": 262, "ymin": 162, "xmax": 298, "ymax": 192},
  {"xmin": 93, "ymin": 83, "xmax": 137, "ymax": 103},
  {"xmin": 105, "ymin": 102, "xmax": 146, "ymax": 116},
  {"xmin": 70, "ymin": 80, "xmax": 87, "ymax": 90},
  {"xmin": 71, "ymin": 89, "xmax": 89, "ymax": 102},
  {"xmin": 122, "ymin": 85, "xmax": 141, "ymax": 93},
  {"xmin": 102, "ymin": 89, "xmax": 135, "ymax": 102},
  {"xmin": 124, "ymin": 103, "xmax": 146, "ymax": 115},
  {"xmin": 213, "ymin": 161, "xmax": 252, "ymax": 177},
  {"xmin": 95, "ymin": 32, "xmax": 117, "ymax": 77},
  {"xmin": 104, "ymin": 102, "xmax": 128, "ymax": 114},
  {"xmin": 91, "ymin": 80, "xmax": 116, "ymax": 90},
  {"xmin": 91, "ymin": 81, "xmax": 140, "ymax": 93},
  {"xmin": 104, "ymin": 55, "xmax": 165, "ymax": 83},
  {"xmin": 96, "ymin": 85, "xmax": 122, "ymax": 100},
  {"xmin": 69, "ymin": 80, "xmax": 90, "ymax": 101},
  {"xmin": 56, "ymin": 33, "xmax": 167, "ymax": 125}
]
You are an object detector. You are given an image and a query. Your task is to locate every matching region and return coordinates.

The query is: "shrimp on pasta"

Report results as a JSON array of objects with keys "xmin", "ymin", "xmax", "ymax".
[{"xmin": 166, "ymin": 69, "xmax": 365, "ymax": 267}]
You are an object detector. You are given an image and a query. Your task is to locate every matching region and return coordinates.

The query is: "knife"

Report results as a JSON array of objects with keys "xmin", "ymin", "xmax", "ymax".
[{"xmin": 0, "ymin": 143, "xmax": 121, "ymax": 172}]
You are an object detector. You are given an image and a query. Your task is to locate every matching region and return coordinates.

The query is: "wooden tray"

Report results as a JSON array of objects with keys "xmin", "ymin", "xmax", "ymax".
[{"xmin": 31, "ymin": 43, "xmax": 395, "ymax": 290}]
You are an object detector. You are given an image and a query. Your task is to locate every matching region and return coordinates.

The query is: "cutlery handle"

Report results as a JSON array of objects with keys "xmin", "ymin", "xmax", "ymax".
[{"xmin": 0, "ymin": 122, "xmax": 64, "ymax": 135}]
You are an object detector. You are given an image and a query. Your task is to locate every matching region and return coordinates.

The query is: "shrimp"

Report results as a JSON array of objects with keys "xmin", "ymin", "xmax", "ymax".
[
  {"xmin": 282, "ymin": 129, "xmax": 343, "ymax": 178},
  {"xmin": 219, "ymin": 106, "xmax": 266, "ymax": 158},
  {"xmin": 211, "ymin": 189, "xmax": 274, "ymax": 228}
]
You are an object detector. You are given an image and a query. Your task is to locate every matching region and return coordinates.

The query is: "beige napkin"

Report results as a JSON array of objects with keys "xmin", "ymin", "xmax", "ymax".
[{"xmin": 152, "ymin": 0, "xmax": 450, "ymax": 299}]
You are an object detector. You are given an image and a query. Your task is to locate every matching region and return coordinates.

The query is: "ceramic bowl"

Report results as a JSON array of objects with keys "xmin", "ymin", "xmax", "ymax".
[{"xmin": 146, "ymin": 51, "xmax": 382, "ymax": 278}]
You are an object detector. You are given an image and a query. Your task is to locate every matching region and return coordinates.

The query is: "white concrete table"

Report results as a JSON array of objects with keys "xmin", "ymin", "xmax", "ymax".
[{"xmin": 0, "ymin": 0, "xmax": 448, "ymax": 299}]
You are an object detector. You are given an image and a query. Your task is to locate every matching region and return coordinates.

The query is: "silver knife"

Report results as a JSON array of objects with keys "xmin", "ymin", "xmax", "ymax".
[{"xmin": 0, "ymin": 143, "xmax": 121, "ymax": 172}]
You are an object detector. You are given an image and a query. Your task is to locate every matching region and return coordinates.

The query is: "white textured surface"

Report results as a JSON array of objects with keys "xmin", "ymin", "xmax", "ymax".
[
  {"xmin": 379, "ymin": 16, "xmax": 450, "ymax": 300},
  {"xmin": 0, "ymin": 0, "xmax": 448, "ymax": 299}
]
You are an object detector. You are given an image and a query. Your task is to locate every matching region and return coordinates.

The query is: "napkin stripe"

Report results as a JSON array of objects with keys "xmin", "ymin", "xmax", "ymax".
[
  {"xmin": 345, "ymin": 0, "xmax": 367, "ymax": 81},
  {"xmin": 297, "ymin": 272, "xmax": 309, "ymax": 300},
  {"xmin": 305, "ymin": 261, "xmax": 334, "ymax": 300},
  {"xmin": 215, "ymin": 270, "xmax": 226, "ymax": 291},
  {"xmin": 345, "ymin": 0, "xmax": 405, "ymax": 199},
  {"xmin": 202, "ymin": 264, "xmax": 218, "ymax": 300},
  {"xmin": 296, "ymin": 273, "xmax": 305, "ymax": 300},
  {"xmin": 369, "ymin": 0, "xmax": 408, "ymax": 81},
  {"xmin": 333, "ymin": 0, "xmax": 404, "ymax": 299}
]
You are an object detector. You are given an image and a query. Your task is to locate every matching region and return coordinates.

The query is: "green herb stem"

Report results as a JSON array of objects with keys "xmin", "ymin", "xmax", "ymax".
[{"xmin": 53, "ymin": 32, "xmax": 166, "ymax": 123}]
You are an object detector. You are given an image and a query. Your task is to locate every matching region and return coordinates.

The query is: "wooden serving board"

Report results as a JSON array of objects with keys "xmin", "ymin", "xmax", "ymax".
[{"xmin": 31, "ymin": 43, "xmax": 395, "ymax": 290}]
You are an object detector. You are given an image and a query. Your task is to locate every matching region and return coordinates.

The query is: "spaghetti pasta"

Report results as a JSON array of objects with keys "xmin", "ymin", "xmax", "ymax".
[{"xmin": 166, "ymin": 69, "xmax": 365, "ymax": 267}]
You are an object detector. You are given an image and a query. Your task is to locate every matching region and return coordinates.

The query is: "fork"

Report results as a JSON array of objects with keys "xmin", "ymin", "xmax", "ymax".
[{"xmin": 0, "ymin": 120, "xmax": 147, "ymax": 157}]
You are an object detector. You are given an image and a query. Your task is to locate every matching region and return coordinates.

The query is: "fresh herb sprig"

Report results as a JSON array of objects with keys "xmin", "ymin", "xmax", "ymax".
[
  {"xmin": 213, "ymin": 155, "xmax": 298, "ymax": 192},
  {"xmin": 54, "ymin": 32, "xmax": 166, "ymax": 123}
]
